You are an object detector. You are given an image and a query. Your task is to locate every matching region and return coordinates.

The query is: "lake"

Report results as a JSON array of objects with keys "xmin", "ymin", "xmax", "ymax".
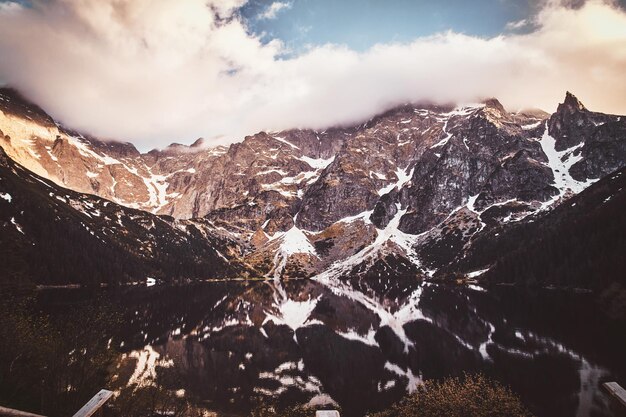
[{"xmin": 36, "ymin": 278, "xmax": 626, "ymax": 417}]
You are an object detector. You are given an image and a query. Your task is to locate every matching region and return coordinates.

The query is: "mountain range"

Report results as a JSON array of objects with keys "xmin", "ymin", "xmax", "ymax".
[{"xmin": 1, "ymin": 88, "xmax": 624, "ymax": 308}]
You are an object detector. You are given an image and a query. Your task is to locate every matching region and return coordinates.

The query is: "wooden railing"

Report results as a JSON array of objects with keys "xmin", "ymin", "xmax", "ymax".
[
  {"xmin": 1, "ymin": 399, "xmax": 341, "ymax": 417},
  {"xmin": 603, "ymin": 382, "xmax": 626, "ymax": 410},
  {"xmin": 0, "ymin": 406, "xmax": 46, "ymax": 417},
  {"xmin": 0, "ymin": 389, "xmax": 112, "ymax": 417},
  {"xmin": 4, "ymin": 382, "xmax": 623, "ymax": 417},
  {"xmin": 71, "ymin": 390, "xmax": 113, "ymax": 417}
]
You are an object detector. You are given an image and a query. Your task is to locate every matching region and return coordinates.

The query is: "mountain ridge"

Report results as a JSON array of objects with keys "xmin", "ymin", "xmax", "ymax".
[
  {"xmin": 1, "ymin": 87, "xmax": 625, "ymax": 284},
  {"xmin": 0, "ymin": 144, "xmax": 254, "ymax": 287}
]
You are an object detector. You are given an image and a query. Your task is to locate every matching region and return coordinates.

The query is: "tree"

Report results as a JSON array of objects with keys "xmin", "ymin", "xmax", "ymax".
[{"xmin": 369, "ymin": 374, "xmax": 532, "ymax": 417}]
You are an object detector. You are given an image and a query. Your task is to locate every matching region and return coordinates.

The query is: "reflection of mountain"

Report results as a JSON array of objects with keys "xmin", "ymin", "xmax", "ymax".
[
  {"xmin": 58, "ymin": 281, "xmax": 622, "ymax": 417},
  {"xmin": 1, "ymin": 87, "xmax": 625, "ymax": 286}
]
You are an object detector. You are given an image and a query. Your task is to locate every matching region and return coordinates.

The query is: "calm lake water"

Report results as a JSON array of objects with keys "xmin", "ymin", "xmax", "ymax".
[{"xmin": 37, "ymin": 278, "xmax": 626, "ymax": 417}]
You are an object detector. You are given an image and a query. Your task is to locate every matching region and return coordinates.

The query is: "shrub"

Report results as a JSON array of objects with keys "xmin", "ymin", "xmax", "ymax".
[
  {"xmin": 251, "ymin": 404, "xmax": 316, "ymax": 417},
  {"xmin": 370, "ymin": 374, "xmax": 532, "ymax": 417}
]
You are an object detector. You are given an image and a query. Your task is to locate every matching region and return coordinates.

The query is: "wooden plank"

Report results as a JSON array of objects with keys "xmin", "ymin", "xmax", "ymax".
[
  {"xmin": 316, "ymin": 411, "xmax": 340, "ymax": 417},
  {"xmin": 0, "ymin": 406, "xmax": 46, "ymax": 417},
  {"xmin": 603, "ymin": 382, "xmax": 626, "ymax": 408},
  {"xmin": 71, "ymin": 389, "xmax": 113, "ymax": 417}
]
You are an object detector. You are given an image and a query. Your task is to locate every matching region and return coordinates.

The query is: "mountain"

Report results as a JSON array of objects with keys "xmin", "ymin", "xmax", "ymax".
[
  {"xmin": 481, "ymin": 165, "xmax": 626, "ymax": 312},
  {"xmin": 0, "ymin": 146, "xmax": 252, "ymax": 288},
  {"xmin": 1, "ymin": 87, "xmax": 625, "ymax": 285}
]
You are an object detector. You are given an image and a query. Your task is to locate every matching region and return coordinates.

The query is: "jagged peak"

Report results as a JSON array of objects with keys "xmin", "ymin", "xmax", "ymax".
[
  {"xmin": 482, "ymin": 97, "xmax": 507, "ymax": 114},
  {"xmin": 560, "ymin": 91, "xmax": 587, "ymax": 112},
  {"xmin": 190, "ymin": 137, "xmax": 206, "ymax": 148}
]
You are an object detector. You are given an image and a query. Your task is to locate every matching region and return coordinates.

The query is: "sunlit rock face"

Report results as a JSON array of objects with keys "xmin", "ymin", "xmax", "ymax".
[
  {"xmin": 0, "ymin": 145, "xmax": 252, "ymax": 285},
  {"xmin": 1, "ymin": 87, "xmax": 625, "ymax": 280}
]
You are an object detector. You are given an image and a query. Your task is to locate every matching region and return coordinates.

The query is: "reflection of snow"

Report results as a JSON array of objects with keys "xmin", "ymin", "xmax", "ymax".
[
  {"xmin": 264, "ymin": 296, "xmax": 322, "ymax": 333},
  {"xmin": 384, "ymin": 362, "xmax": 423, "ymax": 393},
  {"xmin": 255, "ymin": 360, "xmax": 325, "ymax": 397},
  {"xmin": 313, "ymin": 274, "xmax": 610, "ymax": 407},
  {"xmin": 337, "ymin": 327, "xmax": 378, "ymax": 347},
  {"xmin": 116, "ymin": 273, "xmax": 613, "ymax": 414},
  {"xmin": 314, "ymin": 275, "xmax": 430, "ymax": 353},
  {"xmin": 466, "ymin": 269, "xmax": 489, "ymax": 278},
  {"xmin": 125, "ymin": 345, "xmax": 173, "ymax": 388},
  {"xmin": 263, "ymin": 280, "xmax": 323, "ymax": 343}
]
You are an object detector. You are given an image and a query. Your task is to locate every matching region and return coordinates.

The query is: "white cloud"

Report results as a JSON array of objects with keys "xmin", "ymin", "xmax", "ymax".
[
  {"xmin": 258, "ymin": 1, "xmax": 292, "ymax": 20},
  {"xmin": 505, "ymin": 18, "xmax": 530, "ymax": 31},
  {"xmin": 0, "ymin": 0, "xmax": 624, "ymax": 150}
]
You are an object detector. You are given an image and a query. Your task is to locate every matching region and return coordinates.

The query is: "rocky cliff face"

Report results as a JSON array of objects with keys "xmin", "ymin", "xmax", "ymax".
[
  {"xmin": 1, "ymin": 87, "xmax": 624, "ymax": 282},
  {"xmin": 0, "ymin": 145, "xmax": 252, "ymax": 286}
]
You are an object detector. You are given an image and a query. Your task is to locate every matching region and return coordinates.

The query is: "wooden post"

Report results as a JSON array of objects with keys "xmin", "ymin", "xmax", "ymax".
[
  {"xmin": 603, "ymin": 382, "xmax": 626, "ymax": 409},
  {"xmin": 71, "ymin": 389, "xmax": 113, "ymax": 417},
  {"xmin": 0, "ymin": 406, "xmax": 46, "ymax": 417}
]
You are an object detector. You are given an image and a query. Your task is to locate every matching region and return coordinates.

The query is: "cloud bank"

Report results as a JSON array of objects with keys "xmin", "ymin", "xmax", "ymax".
[{"xmin": 0, "ymin": 0, "xmax": 625, "ymax": 149}]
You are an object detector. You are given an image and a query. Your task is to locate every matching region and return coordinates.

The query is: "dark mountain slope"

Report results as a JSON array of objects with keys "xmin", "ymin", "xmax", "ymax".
[
  {"xmin": 0, "ymin": 146, "xmax": 252, "ymax": 288},
  {"xmin": 439, "ymin": 165, "xmax": 626, "ymax": 318},
  {"xmin": 479, "ymin": 166, "xmax": 626, "ymax": 288}
]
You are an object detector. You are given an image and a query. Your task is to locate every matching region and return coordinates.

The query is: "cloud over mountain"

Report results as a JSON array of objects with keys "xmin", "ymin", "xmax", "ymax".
[{"xmin": 0, "ymin": 0, "xmax": 624, "ymax": 149}]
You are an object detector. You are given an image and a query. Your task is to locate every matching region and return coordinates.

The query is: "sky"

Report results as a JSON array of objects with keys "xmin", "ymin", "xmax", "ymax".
[{"xmin": 0, "ymin": 0, "xmax": 625, "ymax": 150}]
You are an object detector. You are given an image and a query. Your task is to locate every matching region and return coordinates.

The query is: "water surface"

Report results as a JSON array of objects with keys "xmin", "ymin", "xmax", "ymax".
[{"xmin": 37, "ymin": 278, "xmax": 626, "ymax": 416}]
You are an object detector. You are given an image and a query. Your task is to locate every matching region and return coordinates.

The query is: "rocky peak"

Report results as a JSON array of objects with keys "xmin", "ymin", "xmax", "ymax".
[
  {"xmin": 548, "ymin": 92, "xmax": 596, "ymax": 151},
  {"xmin": 190, "ymin": 137, "xmax": 208, "ymax": 149},
  {"xmin": 476, "ymin": 98, "xmax": 513, "ymax": 129},
  {"xmin": 482, "ymin": 98, "xmax": 507, "ymax": 114},
  {"xmin": 558, "ymin": 91, "xmax": 587, "ymax": 114}
]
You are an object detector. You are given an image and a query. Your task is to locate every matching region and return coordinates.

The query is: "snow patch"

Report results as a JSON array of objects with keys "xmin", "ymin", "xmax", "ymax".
[
  {"xmin": 299, "ymin": 155, "xmax": 335, "ymax": 170},
  {"xmin": 522, "ymin": 121, "xmax": 542, "ymax": 130},
  {"xmin": 384, "ymin": 362, "xmax": 423, "ymax": 393},
  {"xmin": 125, "ymin": 345, "xmax": 173, "ymax": 388},
  {"xmin": 538, "ymin": 123, "xmax": 596, "ymax": 207},
  {"xmin": 467, "ymin": 268, "xmax": 489, "ymax": 278},
  {"xmin": 272, "ymin": 136, "xmax": 300, "ymax": 150},
  {"xmin": 378, "ymin": 166, "xmax": 414, "ymax": 196},
  {"xmin": 430, "ymin": 119, "xmax": 453, "ymax": 148},
  {"xmin": 272, "ymin": 224, "xmax": 317, "ymax": 278},
  {"xmin": 11, "ymin": 217, "xmax": 24, "ymax": 234}
]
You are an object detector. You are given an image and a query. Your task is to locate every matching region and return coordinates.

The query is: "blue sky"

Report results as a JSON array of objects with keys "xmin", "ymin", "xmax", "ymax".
[
  {"xmin": 0, "ymin": 0, "xmax": 625, "ymax": 147},
  {"xmin": 241, "ymin": 0, "xmax": 623, "ymax": 52}
]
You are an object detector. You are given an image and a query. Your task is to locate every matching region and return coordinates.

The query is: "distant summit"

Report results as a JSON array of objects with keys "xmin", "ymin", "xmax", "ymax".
[{"xmin": 559, "ymin": 91, "xmax": 587, "ymax": 113}]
